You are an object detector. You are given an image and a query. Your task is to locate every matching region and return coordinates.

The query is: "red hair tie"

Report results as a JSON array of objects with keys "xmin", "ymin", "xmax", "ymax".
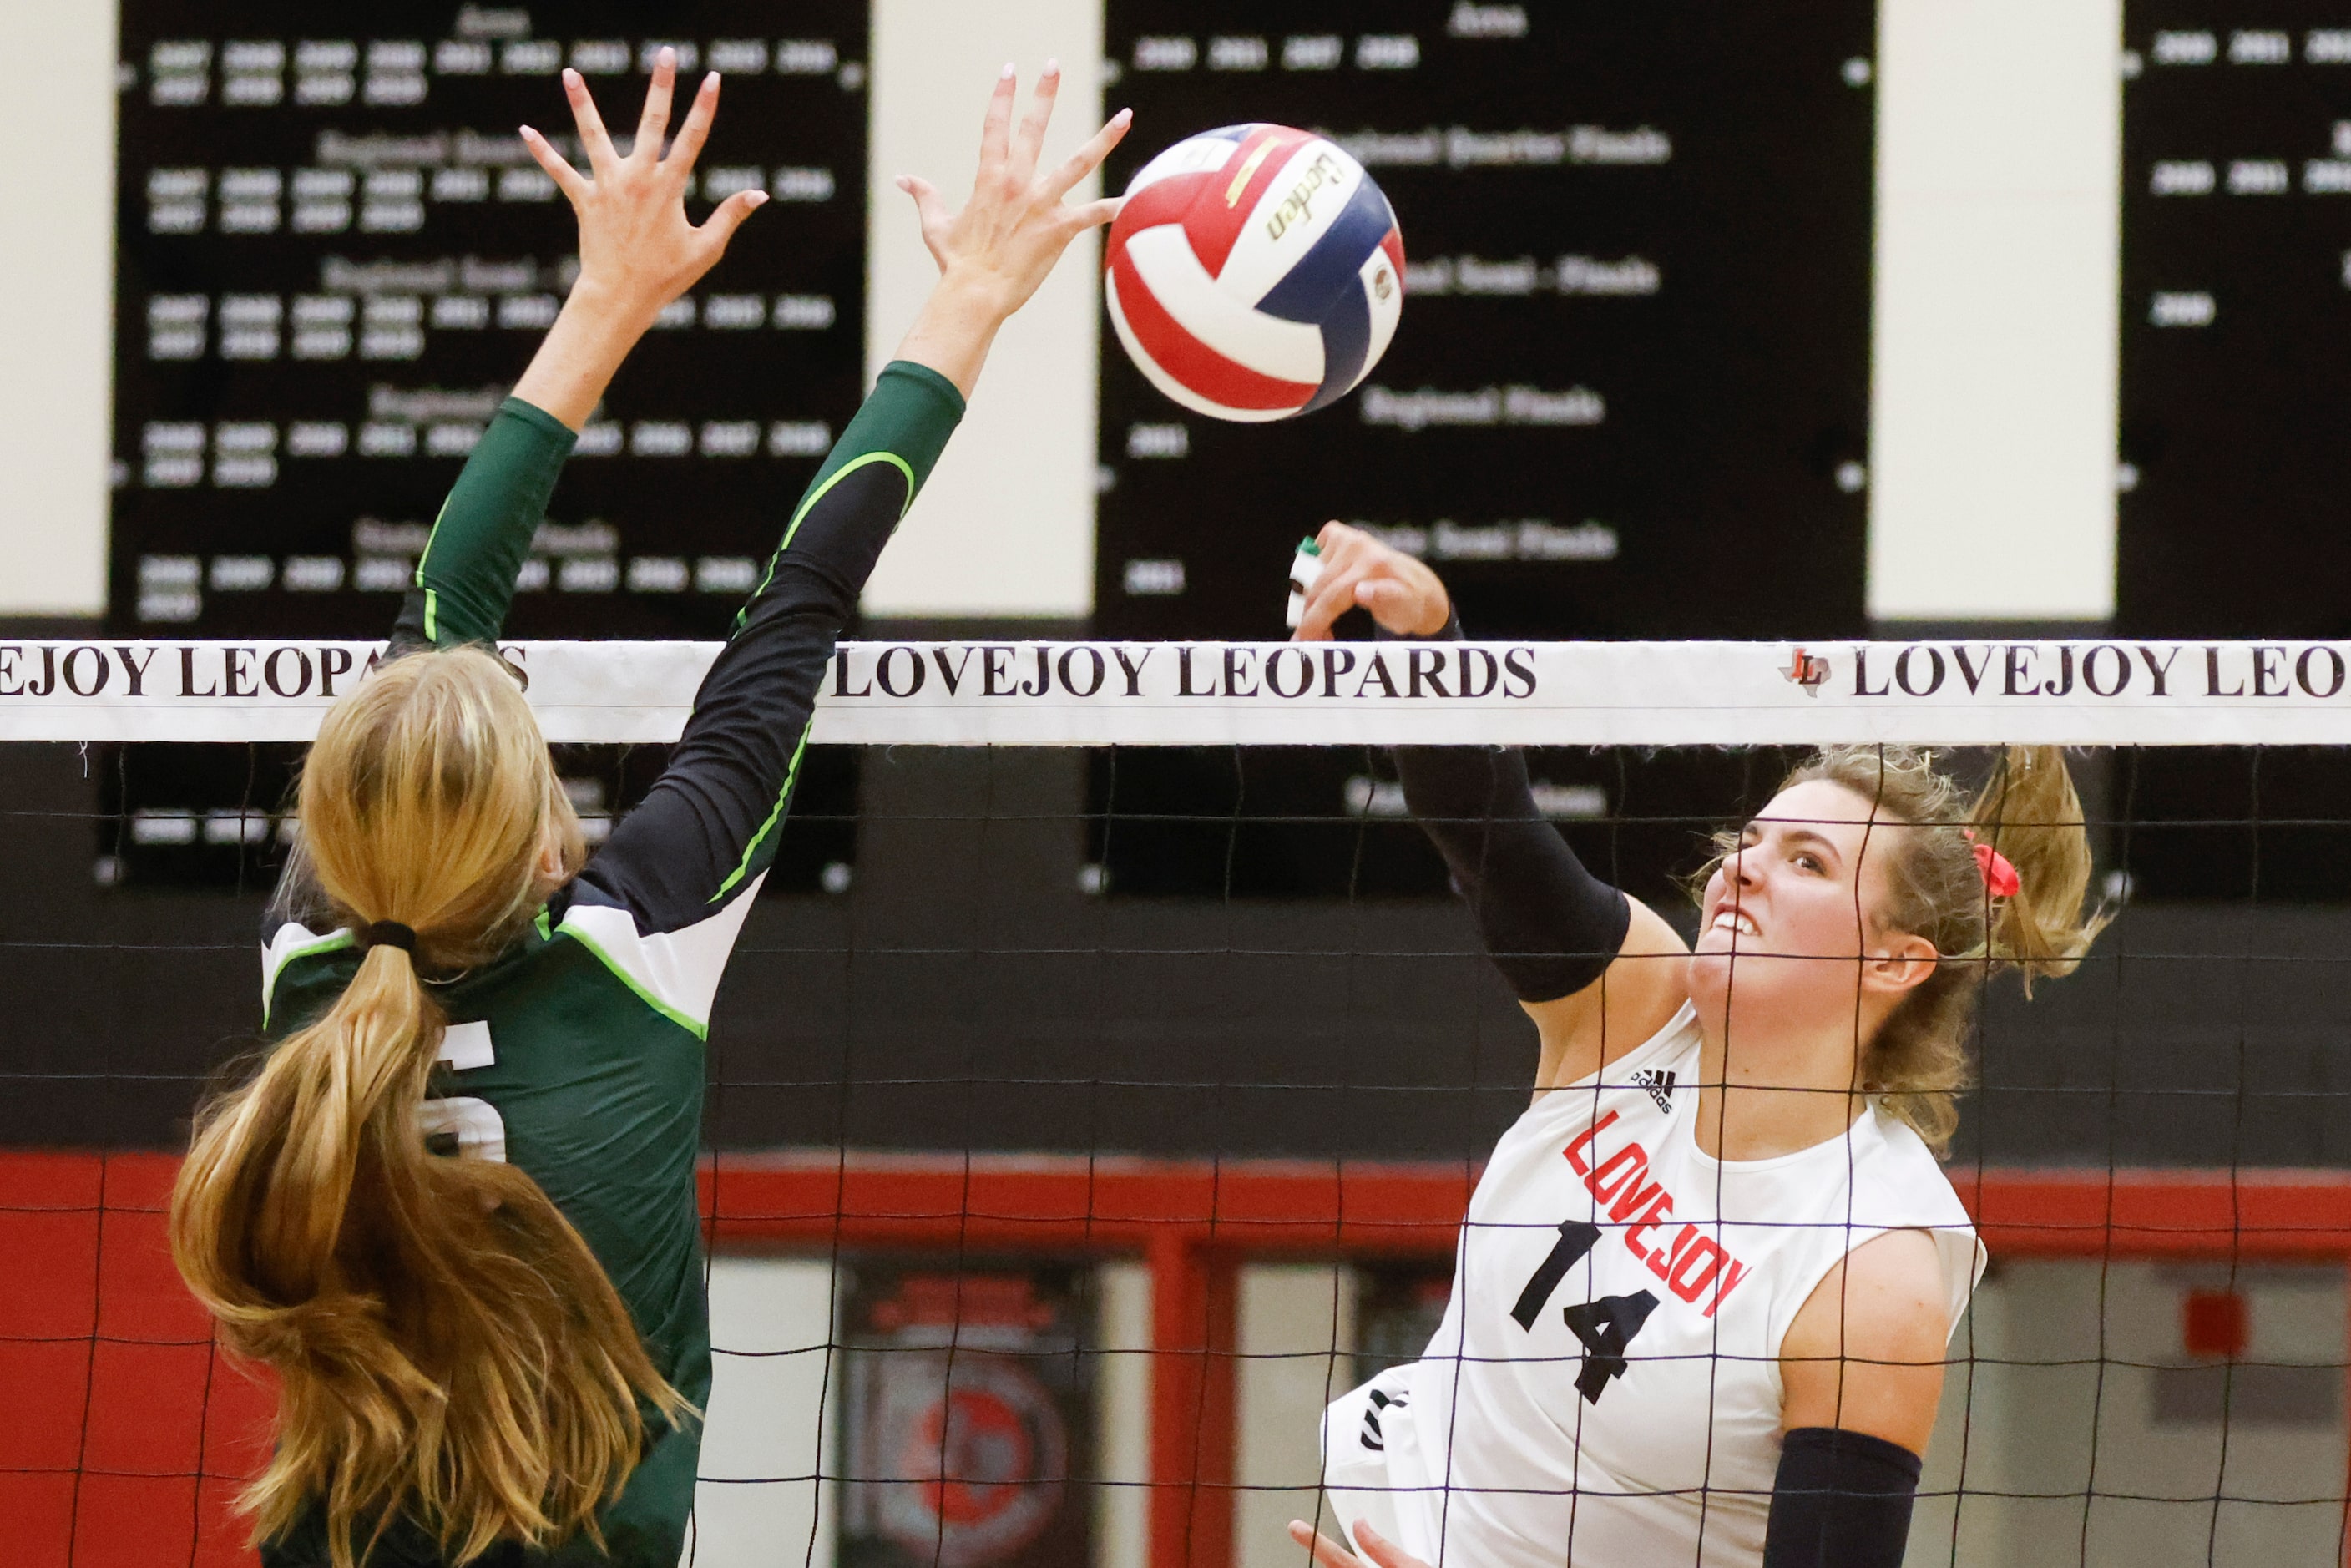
[{"xmin": 1964, "ymin": 831, "xmax": 2021, "ymax": 899}]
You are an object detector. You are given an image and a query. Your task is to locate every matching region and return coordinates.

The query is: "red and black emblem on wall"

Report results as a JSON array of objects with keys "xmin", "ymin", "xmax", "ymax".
[{"xmin": 839, "ymin": 1261, "xmax": 1095, "ymax": 1568}]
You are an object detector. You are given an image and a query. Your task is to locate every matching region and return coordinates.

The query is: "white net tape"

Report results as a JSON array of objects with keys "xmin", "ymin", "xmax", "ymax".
[{"xmin": 3, "ymin": 636, "xmax": 2348, "ymax": 745}]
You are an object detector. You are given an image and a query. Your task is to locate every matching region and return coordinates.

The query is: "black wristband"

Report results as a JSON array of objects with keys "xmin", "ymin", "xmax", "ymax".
[{"xmin": 1762, "ymin": 1427, "xmax": 1924, "ymax": 1568}]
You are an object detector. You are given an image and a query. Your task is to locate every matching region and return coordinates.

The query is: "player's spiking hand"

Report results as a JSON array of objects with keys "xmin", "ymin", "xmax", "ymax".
[
  {"xmin": 508, "ymin": 48, "xmax": 768, "ymax": 428},
  {"xmin": 892, "ymin": 63, "xmax": 1133, "ymax": 396},
  {"xmin": 1292, "ymin": 521, "xmax": 1454, "ymax": 642}
]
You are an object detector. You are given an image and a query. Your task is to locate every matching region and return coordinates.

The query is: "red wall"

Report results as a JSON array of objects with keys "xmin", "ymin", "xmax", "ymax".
[
  {"xmin": 15, "ymin": 1147, "xmax": 2349, "ymax": 1565},
  {"xmin": 2, "ymin": 1153, "xmax": 270, "ymax": 1568}
]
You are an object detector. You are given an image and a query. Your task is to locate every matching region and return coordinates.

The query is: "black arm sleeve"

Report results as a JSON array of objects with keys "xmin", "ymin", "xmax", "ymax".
[
  {"xmin": 1388, "ymin": 617, "xmax": 1631, "ymax": 1003},
  {"xmin": 1762, "ymin": 1427, "xmax": 1924, "ymax": 1568},
  {"xmin": 561, "ymin": 362, "xmax": 964, "ymax": 933}
]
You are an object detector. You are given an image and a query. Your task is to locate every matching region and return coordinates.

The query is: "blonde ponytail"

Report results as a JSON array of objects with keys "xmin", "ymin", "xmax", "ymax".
[
  {"xmin": 1775, "ymin": 744, "xmax": 2106, "ymax": 1153},
  {"xmin": 1967, "ymin": 745, "xmax": 2106, "ymax": 989},
  {"xmin": 171, "ymin": 648, "xmax": 687, "ymax": 1568}
]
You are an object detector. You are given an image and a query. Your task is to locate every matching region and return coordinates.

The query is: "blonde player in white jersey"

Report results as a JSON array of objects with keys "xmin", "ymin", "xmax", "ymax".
[{"xmin": 1286, "ymin": 526, "xmax": 2104, "ymax": 1568}]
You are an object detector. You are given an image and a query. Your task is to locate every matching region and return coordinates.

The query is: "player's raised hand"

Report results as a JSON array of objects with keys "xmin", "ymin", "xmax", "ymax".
[
  {"xmin": 897, "ymin": 62, "xmax": 1132, "ymax": 320},
  {"xmin": 520, "ymin": 48, "xmax": 768, "ymax": 326},
  {"xmin": 1292, "ymin": 522, "xmax": 1453, "ymax": 642},
  {"xmin": 1287, "ymin": 1520, "xmax": 1430, "ymax": 1568}
]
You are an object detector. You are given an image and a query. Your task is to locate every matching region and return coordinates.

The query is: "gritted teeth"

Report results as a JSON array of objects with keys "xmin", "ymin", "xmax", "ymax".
[{"xmin": 1709, "ymin": 909, "xmax": 1759, "ymax": 938}]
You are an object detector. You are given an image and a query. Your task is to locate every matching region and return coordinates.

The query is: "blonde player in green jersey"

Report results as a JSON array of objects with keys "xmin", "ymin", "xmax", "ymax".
[{"xmin": 170, "ymin": 53, "xmax": 1128, "ymax": 1568}]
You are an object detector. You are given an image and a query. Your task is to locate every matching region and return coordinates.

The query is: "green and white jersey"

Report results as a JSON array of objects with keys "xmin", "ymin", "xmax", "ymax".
[
  {"xmin": 260, "ymin": 908, "xmax": 728, "ymax": 1565},
  {"xmin": 258, "ymin": 362, "xmax": 965, "ymax": 1567}
]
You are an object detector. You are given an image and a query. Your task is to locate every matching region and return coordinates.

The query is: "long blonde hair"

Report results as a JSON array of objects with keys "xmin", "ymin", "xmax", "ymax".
[
  {"xmin": 1709, "ymin": 745, "xmax": 2106, "ymax": 1154},
  {"xmin": 171, "ymin": 647, "xmax": 691, "ymax": 1568}
]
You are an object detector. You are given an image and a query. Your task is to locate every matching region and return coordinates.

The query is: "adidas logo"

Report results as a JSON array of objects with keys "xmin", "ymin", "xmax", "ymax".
[{"xmin": 1631, "ymin": 1067, "xmax": 1677, "ymax": 1115}]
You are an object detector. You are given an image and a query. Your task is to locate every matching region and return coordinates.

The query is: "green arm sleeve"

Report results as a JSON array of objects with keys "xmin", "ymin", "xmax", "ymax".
[
  {"xmin": 736, "ymin": 360, "xmax": 964, "ymax": 633},
  {"xmin": 569, "ymin": 361, "xmax": 966, "ymax": 927},
  {"xmin": 392, "ymin": 396, "xmax": 577, "ymax": 649},
  {"xmin": 808, "ymin": 361, "xmax": 962, "ymax": 501}
]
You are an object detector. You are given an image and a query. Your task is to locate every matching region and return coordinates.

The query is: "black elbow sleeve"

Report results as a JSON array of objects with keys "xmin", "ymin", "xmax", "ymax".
[
  {"xmin": 1393, "ymin": 742, "xmax": 1630, "ymax": 1004},
  {"xmin": 1762, "ymin": 1427, "xmax": 1923, "ymax": 1568}
]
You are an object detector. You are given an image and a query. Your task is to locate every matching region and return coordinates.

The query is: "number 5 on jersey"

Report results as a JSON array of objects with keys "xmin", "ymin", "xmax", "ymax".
[{"xmin": 418, "ymin": 1019, "xmax": 507, "ymax": 1162}]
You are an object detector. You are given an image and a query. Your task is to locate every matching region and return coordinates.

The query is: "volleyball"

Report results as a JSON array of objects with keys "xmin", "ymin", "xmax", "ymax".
[{"xmin": 1104, "ymin": 124, "xmax": 1405, "ymax": 422}]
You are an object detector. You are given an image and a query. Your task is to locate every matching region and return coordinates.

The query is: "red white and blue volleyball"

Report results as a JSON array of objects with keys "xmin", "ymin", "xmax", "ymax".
[{"xmin": 1105, "ymin": 124, "xmax": 1405, "ymax": 422}]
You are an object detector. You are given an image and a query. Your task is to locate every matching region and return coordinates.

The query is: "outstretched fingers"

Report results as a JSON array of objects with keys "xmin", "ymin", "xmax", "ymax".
[
  {"xmin": 694, "ymin": 186, "xmax": 769, "ymax": 258},
  {"xmin": 1040, "ymin": 108, "xmax": 1133, "ymax": 203},
  {"xmin": 560, "ymin": 69, "xmax": 619, "ymax": 175},
  {"xmin": 1009, "ymin": 59, "xmax": 1061, "ymax": 184},
  {"xmin": 977, "ymin": 63, "xmax": 1018, "ymax": 180},
  {"xmin": 1060, "ymin": 195, "xmax": 1123, "ymax": 235},
  {"xmin": 896, "ymin": 174, "xmax": 953, "ymax": 251},
  {"xmin": 635, "ymin": 48, "xmax": 678, "ymax": 160},
  {"xmin": 665, "ymin": 71, "xmax": 723, "ymax": 184},
  {"xmin": 518, "ymin": 124, "xmax": 590, "ymax": 202}
]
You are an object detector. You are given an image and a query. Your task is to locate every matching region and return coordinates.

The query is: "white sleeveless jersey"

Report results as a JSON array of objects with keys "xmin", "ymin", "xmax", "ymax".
[{"xmin": 1322, "ymin": 1003, "xmax": 1984, "ymax": 1567}]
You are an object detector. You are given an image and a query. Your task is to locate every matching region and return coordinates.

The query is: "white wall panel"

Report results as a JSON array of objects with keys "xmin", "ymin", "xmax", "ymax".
[
  {"xmin": 1870, "ymin": 0, "xmax": 2122, "ymax": 620},
  {"xmin": 1236, "ymin": 1263, "xmax": 1355, "ymax": 1568},
  {"xmin": 693, "ymin": 1256, "xmax": 840, "ymax": 1568},
  {"xmin": 0, "ymin": 0, "xmax": 115, "ymax": 614},
  {"xmin": 862, "ymin": 0, "xmax": 1105, "ymax": 617},
  {"xmin": 1095, "ymin": 1259, "xmax": 1153, "ymax": 1568},
  {"xmin": 1914, "ymin": 1260, "xmax": 2347, "ymax": 1566}
]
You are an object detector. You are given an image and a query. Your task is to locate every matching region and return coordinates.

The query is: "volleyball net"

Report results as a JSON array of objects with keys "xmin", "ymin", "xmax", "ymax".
[{"xmin": 7, "ymin": 636, "xmax": 2351, "ymax": 1568}]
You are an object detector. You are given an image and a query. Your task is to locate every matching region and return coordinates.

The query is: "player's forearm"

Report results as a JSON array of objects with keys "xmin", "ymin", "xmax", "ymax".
[
  {"xmin": 1380, "ymin": 615, "xmax": 1631, "ymax": 1001},
  {"xmin": 509, "ymin": 280, "xmax": 659, "ymax": 432},
  {"xmin": 389, "ymin": 286, "xmax": 655, "ymax": 650},
  {"xmin": 889, "ymin": 270, "xmax": 1024, "ymax": 401},
  {"xmin": 748, "ymin": 358, "xmax": 965, "ymax": 608},
  {"xmin": 586, "ymin": 362, "xmax": 968, "ymax": 919},
  {"xmin": 1397, "ymin": 741, "xmax": 1631, "ymax": 1003},
  {"xmin": 1762, "ymin": 1428, "xmax": 1922, "ymax": 1568},
  {"xmin": 392, "ymin": 400, "xmax": 575, "ymax": 649}
]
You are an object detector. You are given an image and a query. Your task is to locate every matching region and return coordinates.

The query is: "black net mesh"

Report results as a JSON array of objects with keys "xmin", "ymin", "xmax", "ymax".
[{"xmin": 4, "ymin": 736, "xmax": 2346, "ymax": 1566}]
